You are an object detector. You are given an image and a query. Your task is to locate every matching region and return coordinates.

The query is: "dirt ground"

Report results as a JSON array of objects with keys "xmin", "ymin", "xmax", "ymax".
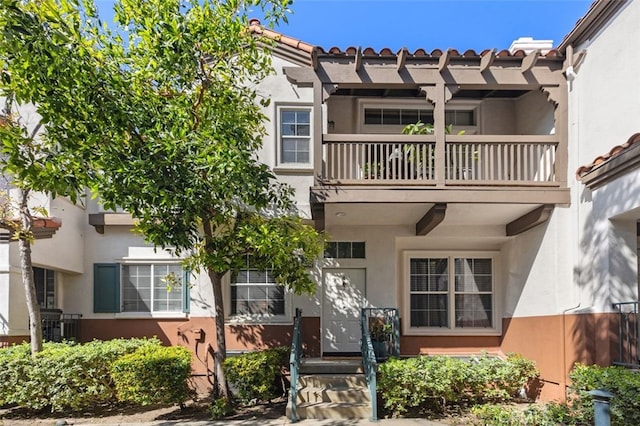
[{"xmin": 0, "ymin": 398, "xmax": 288, "ymax": 425}]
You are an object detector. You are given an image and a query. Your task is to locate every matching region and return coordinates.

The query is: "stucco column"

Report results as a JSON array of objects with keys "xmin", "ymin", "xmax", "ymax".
[
  {"xmin": 312, "ymin": 80, "xmax": 324, "ymax": 185},
  {"xmin": 542, "ymin": 85, "xmax": 569, "ymax": 187}
]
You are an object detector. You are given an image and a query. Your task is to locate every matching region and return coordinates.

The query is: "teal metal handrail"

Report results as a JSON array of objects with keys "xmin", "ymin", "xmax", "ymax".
[
  {"xmin": 361, "ymin": 308, "xmax": 378, "ymax": 421},
  {"xmin": 289, "ymin": 308, "xmax": 303, "ymax": 422}
]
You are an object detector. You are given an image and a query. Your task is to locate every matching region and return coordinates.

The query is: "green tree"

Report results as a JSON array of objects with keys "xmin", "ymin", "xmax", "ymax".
[
  {"xmin": 0, "ymin": 0, "xmax": 324, "ymax": 395},
  {"xmin": 0, "ymin": 0, "xmax": 95, "ymax": 353}
]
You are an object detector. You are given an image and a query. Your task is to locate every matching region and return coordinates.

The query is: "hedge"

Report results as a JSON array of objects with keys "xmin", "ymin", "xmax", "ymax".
[
  {"xmin": 0, "ymin": 337, "xmax": 191, "ymax": 412},
  {"xmin": 377, "ymin": 353, "xmax": 539, "ymax": 416},
  {"xmin": 223, "ymin": 347, "xmax": 289, "ymax": 403},
  {"xmin": 110, "ymin": 344, "xmax": 192, "ymax": 406}
]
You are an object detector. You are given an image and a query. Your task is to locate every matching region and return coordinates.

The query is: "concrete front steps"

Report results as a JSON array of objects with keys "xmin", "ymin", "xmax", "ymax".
[{"xmin": 286, "ymin": 358, "xmax": 372, "ymax": 420}]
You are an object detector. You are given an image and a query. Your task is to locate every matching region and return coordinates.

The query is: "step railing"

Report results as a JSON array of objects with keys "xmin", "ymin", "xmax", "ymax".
[
  {"xmin": 322, "ymin": 134, "xmax": 559, "ymax": 186},
  {"xmin": 612, "ymin": 301, "xmax": 639, "ymax": 368},
  {"xmin": 289, "ymin": 308, "xmax": 303, "ymax": 423},
  {"xmin": 360, "ymin": 308, "xmax": 378, "ymax": 422}
]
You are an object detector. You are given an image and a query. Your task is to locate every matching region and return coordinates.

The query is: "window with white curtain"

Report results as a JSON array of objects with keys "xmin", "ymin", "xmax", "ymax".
[{"xmin": 405, "ymin": 251, "xmax": 497, "ymax": 334}]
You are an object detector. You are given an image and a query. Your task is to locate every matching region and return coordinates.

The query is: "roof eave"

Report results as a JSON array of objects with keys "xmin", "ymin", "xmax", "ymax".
[{"xmin": 558, "ymin": 0, "xmax": 629, "ymax": 51}]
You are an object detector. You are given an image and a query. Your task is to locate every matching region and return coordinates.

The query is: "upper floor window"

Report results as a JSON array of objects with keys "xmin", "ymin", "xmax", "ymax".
[
  {"xmin": 364, "ymin": 108, "xmax": 434, "ymax": 126},
  {"xmin": 364, "ymin": 108, "xmax": 475, "ymax": 127},
  {"xmin": 404, "ymin": 251, "xmax": 497, "ymax": 335},
  {"xmin": 230, "ymin": 256, "xmax": 287, "ymax": 317},
  {"xmin": 279, "ymin": 107, "xmax": 311, "ymax": 165},
  {"xmin": 34, "ymin": 267, "xmax": 55, "ymax": 309},
  {"xmin": 359, "ymin": 100, "xmax": 479, "ymax": 134}
]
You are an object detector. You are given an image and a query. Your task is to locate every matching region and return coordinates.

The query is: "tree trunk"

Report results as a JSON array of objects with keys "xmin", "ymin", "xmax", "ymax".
[
  {"xmin": 18, "ymin": 188, "xmax": 42, "ymax": 355},
  {"xmin": 208, "ymin": 269, "xmax": 228, "ymax": 398}
]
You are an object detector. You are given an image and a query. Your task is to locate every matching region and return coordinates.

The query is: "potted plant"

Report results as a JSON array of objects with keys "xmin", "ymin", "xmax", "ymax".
[{"xmin": 369, "ymin": 318, "xmax": 391, "ymax": 360}]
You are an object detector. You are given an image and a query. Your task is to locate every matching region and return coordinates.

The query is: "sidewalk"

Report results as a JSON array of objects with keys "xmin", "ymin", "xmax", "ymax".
[{"xmin": 75, "ymin": 418, "xmax": 446, "ymax": 426}]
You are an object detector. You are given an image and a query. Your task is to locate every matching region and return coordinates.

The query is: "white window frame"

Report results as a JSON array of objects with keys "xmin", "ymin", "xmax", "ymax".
[
  {"xmin": 276, "ymin": 104, "xmax": 313, "ymax": 168},
  {"xmin": 358, "ymin": 98, "xmax": 480, "ymax": 135},
  {"xmin": 226, "ymin": 261, "xmax": 292, "ymax": 324},
  {"xmin": 119, "ymin": 262, "xmax": 185, "ymax": 317},
  {"xmin": 403, "ymin": 250, "xmax": 500, "ymax": 336}
]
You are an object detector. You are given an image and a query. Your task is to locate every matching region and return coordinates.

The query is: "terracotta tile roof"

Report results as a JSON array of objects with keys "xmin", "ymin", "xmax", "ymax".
[
  {"xmin": 576, "ymin": 133, "xmax": 640, "ymax": 179},
  {"xmin": 249, "ymin": 19, "xmax": 563, "ymax": 60},
  {"xmin": 249, "ymin": 19, "xmax": 314, "ymax": 54}
]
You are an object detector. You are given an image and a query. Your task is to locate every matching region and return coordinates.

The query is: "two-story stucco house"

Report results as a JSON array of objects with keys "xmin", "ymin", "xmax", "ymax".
[{"xmin": 1, "ymin": 0, "xmax": 638, "ymax": 404}]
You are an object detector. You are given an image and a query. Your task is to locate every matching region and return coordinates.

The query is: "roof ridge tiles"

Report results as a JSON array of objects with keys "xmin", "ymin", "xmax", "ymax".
[{"xmin": 249, "ymin": 18, "xmax": 565, "ymax": 60}]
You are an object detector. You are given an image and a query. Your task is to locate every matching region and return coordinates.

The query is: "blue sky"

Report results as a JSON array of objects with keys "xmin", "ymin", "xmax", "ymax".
[{"xmin": 94, "ymin": 0, "xmax": 593, "ymax": 51}]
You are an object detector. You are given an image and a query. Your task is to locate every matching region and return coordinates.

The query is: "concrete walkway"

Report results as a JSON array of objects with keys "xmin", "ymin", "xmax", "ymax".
[{"xmin": 75, "ymin": 418, "xmax": 446, "ymax": 426}]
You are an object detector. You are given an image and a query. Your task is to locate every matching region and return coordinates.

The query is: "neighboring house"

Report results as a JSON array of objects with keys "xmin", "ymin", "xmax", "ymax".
[
  {"xmin": 568, "ymin": 0, "xmax": 640, "ymax": 367},
  {"xmin": 0, "ymin": 0, "xmax": 637, "ymax": 402}
]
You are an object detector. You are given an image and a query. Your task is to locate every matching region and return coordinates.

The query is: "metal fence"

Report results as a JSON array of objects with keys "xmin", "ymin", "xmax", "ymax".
[
  {"xmin": 41, "ymin": 309, "xmax": 82, "ymax": 342},
  {"xmin": 612, "ymin": 301, "xmax": 639, "ymax": 368}
]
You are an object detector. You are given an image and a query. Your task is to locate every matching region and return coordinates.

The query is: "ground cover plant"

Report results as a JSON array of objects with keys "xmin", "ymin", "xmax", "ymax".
[{"xmin": 0, "ymin": 338, "xmax": 191, "ymax": 413}]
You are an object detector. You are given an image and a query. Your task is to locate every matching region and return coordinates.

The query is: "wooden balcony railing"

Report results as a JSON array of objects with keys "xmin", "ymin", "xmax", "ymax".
[{"xmin": 322, "ymin": 134, "xmax": 559, "ymax": 186}]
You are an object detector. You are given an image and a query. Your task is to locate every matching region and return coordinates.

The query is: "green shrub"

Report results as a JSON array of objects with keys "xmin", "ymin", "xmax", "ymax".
[
  {"xmin": 223, "ymin": 347, "xmax": 289, "ymax": 403},
  {"xmin": 471, "ymin": 403, "xmax": 564, "ymax": 426},
  {"xmin": 210, "ymin": 397, "xmax": 234, "ymax": 419},
  {"xmin": 566, "ymin": 363, "xmax": 640, "ymax": 426},
  {"xmin": 0, "ymin": 337, "xmax": 164, "ymax": 412},
  {"xmin": 0, "ymin": 343, "xmax": 31, "ymax": 407},
  {"xmin": 377, "ymin": 353, "xmax": 539, "ymax": 416},
  {"xmin": 110, "ymin": 344, "xmax": 192, "ymax": 406}
]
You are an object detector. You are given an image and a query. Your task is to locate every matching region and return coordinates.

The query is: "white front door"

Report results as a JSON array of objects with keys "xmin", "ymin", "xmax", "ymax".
[{"xmin": 322, "ymin": 268, "xmax": 367, "ymax": 354}]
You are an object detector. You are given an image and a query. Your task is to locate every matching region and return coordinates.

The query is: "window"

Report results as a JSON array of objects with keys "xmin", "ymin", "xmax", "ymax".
[
  {"xmin": 359, "ymin": 100, "xmax": 479, "ymax": 135},
  {"xmin": 231, "ymin": 257, "xmax": 286, "ymax": 317},
  {"xmin": 280, "ymin": 108, "xmax": 311, "ymax": 164},
  {"xmin": 406, "ymin": 252, "xmax": 496, "ymax": 333},
  {"xmin": 364, "ymin": 108, "xmax": 433, "ymax": 126},
  {"xmin": 34, "ymin": 267, "xmax": 55, "ymax": 309},
  {"xmin": 122, "ymin": 264, "xmax": 184, "ymax": 313},
  {"xmin": 324, "ymin": 241, "xmax": 366, "ymax": 259},
  {"xmin": 92, "ymin": 262, "xmax": 189, "ymax": 315},
  {"xmin": 364, "ymin": 107, "xmax": 475, "ymax": 127}
]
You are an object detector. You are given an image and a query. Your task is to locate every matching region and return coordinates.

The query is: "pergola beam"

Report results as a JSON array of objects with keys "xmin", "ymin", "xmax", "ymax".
[
  {"xmin": 354, "ymin": 47, "xmax": 362, "ymax": 72},
  {"xmin": 521, "ymin": 50, "xmax": 540, "ymax": 73},
  {"xmin": 397, "ymin": 48, "xmax": 408, "ymax": 72},
  {"xmin": 480, "ymin": 49, "xmax": 496, "ymax": 72}
]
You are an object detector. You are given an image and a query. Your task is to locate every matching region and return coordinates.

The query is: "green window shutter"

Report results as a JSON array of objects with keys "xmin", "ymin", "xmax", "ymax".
[
  {"xmin": 182, "ymin": 269, "xmax": 190, "ymax": 314},
  {"xmin": 93, "ymin": 263, "xmax": 120, "ymax": 313}
]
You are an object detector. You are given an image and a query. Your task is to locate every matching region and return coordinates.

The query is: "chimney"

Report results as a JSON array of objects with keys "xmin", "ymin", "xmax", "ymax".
[{"xmin": 508, "ymin": 37, "xmax": 553, "ymax": 54}]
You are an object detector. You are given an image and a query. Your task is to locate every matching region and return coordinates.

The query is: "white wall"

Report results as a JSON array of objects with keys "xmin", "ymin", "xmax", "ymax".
[
  {"xmin": 515, "ymin": 91, "xmax": 555, "ymax": 135},
  {"xmin": 569, "ymin": 1, "xmax": 640, "ymax": 314},
  {"xmin": 31, "ymin": 197, "xmax": 85, "ymax": 274}
]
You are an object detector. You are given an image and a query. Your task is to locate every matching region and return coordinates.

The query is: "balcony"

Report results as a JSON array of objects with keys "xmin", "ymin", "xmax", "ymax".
[{"xmin": 322, "ymin": 134, "xmax": 559, "ymax": 187}]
